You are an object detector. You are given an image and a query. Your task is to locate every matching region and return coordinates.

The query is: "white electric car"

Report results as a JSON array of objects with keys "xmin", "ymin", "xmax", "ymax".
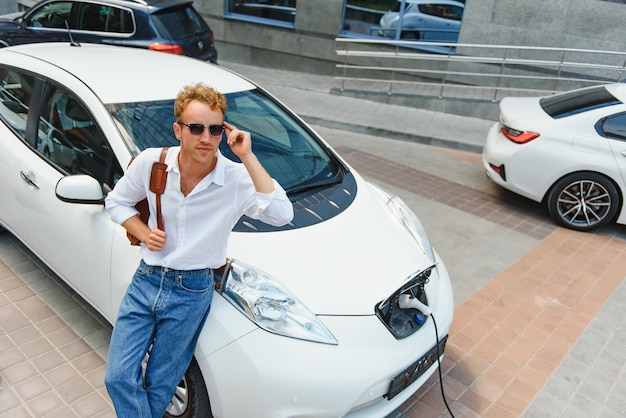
[{"xmin": 0, "ymin": 42, "xmax": 454, "ymax": 417}]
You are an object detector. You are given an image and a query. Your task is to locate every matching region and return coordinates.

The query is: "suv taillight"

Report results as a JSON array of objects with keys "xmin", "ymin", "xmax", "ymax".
[
  {"xmin": 148, "ymin": 43, "xmax": 184, "ymax": 55},
  {"xmin": 500, "ymin": 125, "xmax": 539, "ymax": 144}
]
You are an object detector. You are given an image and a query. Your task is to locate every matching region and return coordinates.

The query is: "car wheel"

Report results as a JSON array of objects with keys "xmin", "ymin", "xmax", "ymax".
[
  {"xmin": 547, "ymin": 172, "xmax": 620, "ymax": 231},
  {"xmin": 163, "ymin": 357, "xmax": 212, "ymax": 418},
  {"xmin": 400, "ymin": 31, "xmax": 420, "ymax": 40}
]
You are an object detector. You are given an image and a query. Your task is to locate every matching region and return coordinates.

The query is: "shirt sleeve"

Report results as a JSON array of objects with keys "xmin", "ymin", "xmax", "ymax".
[
  {"xmin": 244, "ymin": 179, "xmax": 294, "ymax": 227},
  {"xmin": 104, "ymin": 149, "xmax": 156, "ymax": 225}
]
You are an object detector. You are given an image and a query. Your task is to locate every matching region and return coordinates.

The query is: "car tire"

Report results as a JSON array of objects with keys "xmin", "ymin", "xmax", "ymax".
[
  {"xmin": 546, "ymin": 172, "xmax": 620, "ymax": 232},
  {"xmin": 163, "ymin": 357, "xmax": 213, "ymax": 418}
]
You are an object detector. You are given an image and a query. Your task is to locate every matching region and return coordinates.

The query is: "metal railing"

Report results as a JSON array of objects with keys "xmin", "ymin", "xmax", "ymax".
[{"xmin": 334, "ymin": 38, "xmax": 626, "ymax": 102}]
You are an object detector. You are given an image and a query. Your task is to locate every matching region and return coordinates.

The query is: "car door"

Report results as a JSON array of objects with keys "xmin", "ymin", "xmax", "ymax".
[
  {"xmin": 599, "ymin": 112, "xmax": 626, "ymax": 189},
  {"xmin": 0, "ymin": 67, "xmax": 118, "ymax": 314},
  {"xmin": 411, "ymin": 3, "xmax": 461, "ymax": 42},
  {"xmin": 10, "ymin": 1, "xmax": 74, "ymax": 45}
]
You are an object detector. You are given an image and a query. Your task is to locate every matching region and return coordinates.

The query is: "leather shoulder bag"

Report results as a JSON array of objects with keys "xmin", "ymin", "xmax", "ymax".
[{"xmin": 127, "ymin": 147, "xmax": 169, "ymax": 246}]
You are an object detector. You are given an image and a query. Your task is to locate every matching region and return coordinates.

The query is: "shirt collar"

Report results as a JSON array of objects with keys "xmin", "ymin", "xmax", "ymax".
[{"xmin": 167, "ymin": 146, "xmax": 226, "ymax": 188}]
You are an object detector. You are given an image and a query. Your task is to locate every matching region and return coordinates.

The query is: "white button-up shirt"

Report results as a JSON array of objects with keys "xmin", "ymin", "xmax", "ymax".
[{"xmin": 105, "ymin": 147, "xmax": 294, "ymax": 270}]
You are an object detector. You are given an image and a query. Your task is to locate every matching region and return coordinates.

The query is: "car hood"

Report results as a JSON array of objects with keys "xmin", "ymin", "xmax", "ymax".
[
  {"xmin": 379, "ymin": 12, "xmax": 398, "ymax": 28},
  {"xmin": 0, "ymin": 12, "xmax": 23, "ymax": 23},
  {"xmin": 226, "ymin": 173, "xmax": 434, "ymax": 316}
]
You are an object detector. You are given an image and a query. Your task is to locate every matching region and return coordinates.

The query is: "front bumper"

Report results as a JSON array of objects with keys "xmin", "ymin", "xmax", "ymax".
[{"xmin": 198, "ymin": 262, "xmax": 454, "ymax": 417}]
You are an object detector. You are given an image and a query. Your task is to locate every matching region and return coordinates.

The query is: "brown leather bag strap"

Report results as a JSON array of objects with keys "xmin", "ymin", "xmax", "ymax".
[{"xmin": 153, "ymin": 147, "xmax": 169, "ymax": 231}]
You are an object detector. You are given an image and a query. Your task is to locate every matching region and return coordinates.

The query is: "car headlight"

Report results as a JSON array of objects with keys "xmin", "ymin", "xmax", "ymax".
[
  {"xmin": 375, "ymin": 186, "xmax": 436, "ymax": 266},
  {"xmin": 220, "ymin": 259, "xmax": 338, "ymax": 345}
]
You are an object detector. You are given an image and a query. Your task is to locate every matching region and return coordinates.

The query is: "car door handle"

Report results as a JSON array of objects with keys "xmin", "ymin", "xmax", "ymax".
[
  {"xmin": 621, "ymin": 150, "xmax": 626, "ymax": 157},
  {"xmin": 20, "ymin": 170, "xmax": 40, "ymax": 189}
]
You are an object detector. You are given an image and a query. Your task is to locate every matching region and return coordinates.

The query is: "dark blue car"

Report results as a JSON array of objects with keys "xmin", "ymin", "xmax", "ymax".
[{"xmin": 0, "ymin": 0, "xmax": 218, "ymax": 63}]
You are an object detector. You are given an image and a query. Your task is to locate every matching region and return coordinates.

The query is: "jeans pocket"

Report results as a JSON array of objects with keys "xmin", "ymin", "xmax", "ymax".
[
  {"xmin": 179, "ymin": 272, "xmax": 211, "ymax": 293},
  {"xmin": 136, "ymin": 262, "xmax": 151, "ymax": 276}
]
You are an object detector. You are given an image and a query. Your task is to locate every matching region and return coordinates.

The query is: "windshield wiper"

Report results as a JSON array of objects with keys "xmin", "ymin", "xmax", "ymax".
[{"xmin": 286, "ymin": 174, "xmax": 342, "ymax": 196}]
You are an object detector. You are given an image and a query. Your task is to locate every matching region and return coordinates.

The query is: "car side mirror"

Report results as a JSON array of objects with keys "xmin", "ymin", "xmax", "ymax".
[{"xmin": 55, "ymin": 174, "xmax": 104, "ymax": 204}]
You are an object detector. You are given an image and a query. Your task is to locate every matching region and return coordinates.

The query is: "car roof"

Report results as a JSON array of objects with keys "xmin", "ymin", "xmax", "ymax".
[
  {"xmin": 1, "ymin": 42, "xmax": 254, "ymax": 104},
  {"xmin": 111, "ymin": 0, "xmax": 194, "ymax": 11},
  {"xmin": 30, "ymin": 0, "xmax": 195, "ymax": 12},
  {"xmin": 397, "ymin": 0, "xmax": 464, "ymax": 6}
]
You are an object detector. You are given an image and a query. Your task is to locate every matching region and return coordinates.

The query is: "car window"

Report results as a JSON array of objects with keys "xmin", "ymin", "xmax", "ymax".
[
  {"xmin": 38, "ymin": 83, "xmax": 122, "ymax": 186},
  {"xmin": 107, "ymin": 89, "xmax": 340, "ymax": 192},
  {"xmin": 540, "ymin": 86, "xmax": 623, "ymax": 119},
  {"xmin": 151, "ymin": 5, "xmax": 209, "ymax": 40},
  {"xmin": 223, "ymin": 90, "xmax": 337, "ymax": 191},
  {"xmin": 25, "ymin": 1, "xmax": 73, "ymax": 29},
  {"xmin": 227, "ymin": 0, "xmax": 297, "ymax": 25},
  {"xmin": 0, "ymin": 68, "xmax": 35, "ymax": 139},
  {"xmin": 598, "ymin": 113, "xmax": 626, "ymax": 141},
  {"xmin": 75, "ymin": 3, "xmax": 133, "ymax": 34},
  {"xmin": 418, "ymin": 4, "xmax": 463, "ymax": 21}
]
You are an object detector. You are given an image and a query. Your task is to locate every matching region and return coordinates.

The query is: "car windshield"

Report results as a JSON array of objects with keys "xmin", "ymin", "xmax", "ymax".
[
  {"xmin": 106, "ymin": 89, "xmax": 341, "ymax": 192},
  {"xmin": 152, "ymin": 5, "xmax": 210, "ymax": 39},
  {"xmin": 540, "ymin": 85, "xmax": 623, "ymax": 119}
]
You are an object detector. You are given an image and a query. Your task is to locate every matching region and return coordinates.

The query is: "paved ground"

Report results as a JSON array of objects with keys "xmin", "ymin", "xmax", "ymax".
[{"xmin": 2, "ymin": 61, "xmax": 626, "ymax": 417}]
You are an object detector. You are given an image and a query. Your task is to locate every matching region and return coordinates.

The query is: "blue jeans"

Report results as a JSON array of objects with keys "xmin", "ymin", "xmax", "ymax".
[{"xmin": 105, "ymin": 260, "xmax": 214, "ymax": 418}]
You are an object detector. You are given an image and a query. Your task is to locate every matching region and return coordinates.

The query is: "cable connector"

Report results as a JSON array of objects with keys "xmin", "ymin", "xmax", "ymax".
[{"xmin": 398, "ymin": 294, "xmax": 432, "ymax": 316}]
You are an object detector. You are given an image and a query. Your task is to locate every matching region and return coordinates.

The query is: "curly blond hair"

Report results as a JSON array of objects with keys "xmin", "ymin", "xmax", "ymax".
[{"xmin": 174, "ymin": 82, "xmax": 227, "ymax": 119}]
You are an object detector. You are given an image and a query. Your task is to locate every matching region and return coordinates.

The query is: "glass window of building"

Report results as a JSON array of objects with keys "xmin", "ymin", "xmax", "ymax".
[
  {"xmin": 226, "ymin": 0, "xmax": 297, "ymax": 27},
  {"xmin": 342, "ymin": 0, "xmax": 464, "ymax": 45}
]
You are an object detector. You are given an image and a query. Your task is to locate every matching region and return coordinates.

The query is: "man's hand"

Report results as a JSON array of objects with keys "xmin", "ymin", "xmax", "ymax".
[
  {"xmin": 123, "ymin": 215, "xmax": 166, "ymax": 252},
  {"xmin": 224, "ymin": 121, "xmax": 252, "ymax": 159},
  {"xmin": 147, "ymin": 228, "xmax": 166, "ymax": 252}
]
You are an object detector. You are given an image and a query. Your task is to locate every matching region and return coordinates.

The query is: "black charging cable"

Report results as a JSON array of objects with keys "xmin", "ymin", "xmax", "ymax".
[{"xmin": 431, "ymin": 313, "xmax": 456, "ymax": 418}]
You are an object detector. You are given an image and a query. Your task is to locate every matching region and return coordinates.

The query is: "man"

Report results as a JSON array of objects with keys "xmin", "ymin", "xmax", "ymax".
[{"xmin": 103, "ymin": 83, "xmax": 294, "ymax": 417}]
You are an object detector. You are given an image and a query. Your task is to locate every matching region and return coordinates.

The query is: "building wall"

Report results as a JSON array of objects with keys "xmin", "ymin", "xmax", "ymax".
[
  {"xmin": 198, "ymin": 0, "xmax": 345, "ymax": 73},
  {"xmin": 198, "ymin": 0, "xmax": 626, "ymax": 74},
  {"xmin": 1, "ymin": 1, "xmax": 18, "ymax": 14},
  {"xmin": 461, "ymin": 0, "xmax": 626, "ymax": 53}
]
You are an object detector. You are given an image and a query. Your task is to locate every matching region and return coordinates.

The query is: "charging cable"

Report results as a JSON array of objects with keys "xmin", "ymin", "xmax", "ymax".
[{"xmin": 399, "ymin": 295, "xmax": 456, "ymax": 418}]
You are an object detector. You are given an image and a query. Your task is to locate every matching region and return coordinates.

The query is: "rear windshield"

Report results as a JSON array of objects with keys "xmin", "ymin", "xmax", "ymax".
[
  {"xmin": 152, "ymin": 5, "xmax": 210, "ymax": 39},
  {"xmin": 540, "ymin": 85, "xmax": 622, "ymax": 119}
]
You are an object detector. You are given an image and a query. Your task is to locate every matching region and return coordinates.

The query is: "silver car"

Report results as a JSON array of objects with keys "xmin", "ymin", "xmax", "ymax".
[{"xmin": 379, "ymin": 0, "xmax": 464, "ymax": 42}]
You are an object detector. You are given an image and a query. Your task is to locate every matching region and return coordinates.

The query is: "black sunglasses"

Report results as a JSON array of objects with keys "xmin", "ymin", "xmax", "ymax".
[{"xmin": 177, "ymin": 121, "xmax": 225, "ymax": 137}]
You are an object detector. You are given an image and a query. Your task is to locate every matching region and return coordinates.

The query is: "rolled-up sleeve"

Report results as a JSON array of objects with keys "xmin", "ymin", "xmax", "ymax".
[
  {"xmin": 246, "ymin": 179, "xmax": 294, "ymax": 226},
  {"xmin": 105, "ymin": 152, "xmax": 152, "ymax": 225}
]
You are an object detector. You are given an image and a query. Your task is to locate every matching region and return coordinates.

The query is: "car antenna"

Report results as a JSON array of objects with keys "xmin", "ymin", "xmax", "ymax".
[{"xmin": 64, "ymin": 21, "xmax": 80, "ymax": 47}]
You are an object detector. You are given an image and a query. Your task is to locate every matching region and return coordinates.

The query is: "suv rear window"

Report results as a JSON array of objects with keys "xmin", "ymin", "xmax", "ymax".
[
  {"xmin": 76, "ymin": 3, "xmax": 133, "ymax": 34},
  {"xmin": 152, "ymin": 5, "xmax": 209, "ymax": 39},
  {"xmin": 540, "ymin": 86, "xmax": 622, "ymax": 119}
]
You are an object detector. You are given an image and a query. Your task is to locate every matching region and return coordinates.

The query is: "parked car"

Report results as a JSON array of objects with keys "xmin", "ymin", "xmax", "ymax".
[
  {"xmin": 0, "ymin": 42, "xmax": 453, "ymax": 417},
  {"xmin": 483, "ymin": 83, "xmax": 626, "ymax": 232},
  {"xmin": 0, "ymin": 0, "xmax": 217, "ymax": 62},
  {"xmin": 379, "ymin": 0, "xmax": 464, "ymax": 42}
]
